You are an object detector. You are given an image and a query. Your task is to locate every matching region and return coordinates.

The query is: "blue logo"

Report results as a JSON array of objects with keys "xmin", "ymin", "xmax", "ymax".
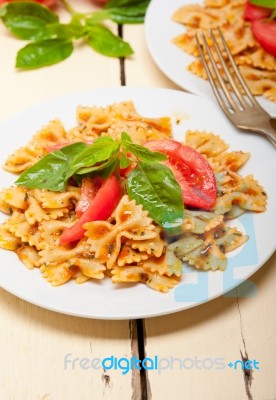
[
  {"xmin": 228, "ymin": 359, "xmax": 260, "ymax": 370},
  {"xmin": 63, "ymin": 354, "xmax": 260, "ymax": 374}
]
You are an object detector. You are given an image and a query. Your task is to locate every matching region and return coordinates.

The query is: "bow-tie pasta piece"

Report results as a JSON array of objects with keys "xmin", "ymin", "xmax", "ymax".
[
  {"xmin": 111, "ymin": 265, "xmax": 180, "ymax": 293},
  {"xmin": 172, "ymin": 0, "xmax": 276, "ymax": 103}
]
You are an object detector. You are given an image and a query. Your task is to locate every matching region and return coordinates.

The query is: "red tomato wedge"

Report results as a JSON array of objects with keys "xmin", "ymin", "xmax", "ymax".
[
  {"xmin": 244, "ymin": 1, "xmax": 272, "ymax": 21},
  {"xmin": 251, "ymin": 19, "xmax": 276, "ymax": 57},
  {"xmin": 75, "ymin": 176, "xmax": 103, "ymax": 217},
  {"xmin": 60, "ymin": 175, "xmax": 121, "ymax": 244},
  {"xmin": 144, "ymin": 140, "xmax": 217, "ymax": 209}
]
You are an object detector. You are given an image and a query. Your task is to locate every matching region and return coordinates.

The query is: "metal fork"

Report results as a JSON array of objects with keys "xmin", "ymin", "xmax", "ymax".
[{"xmin": 195, "ymin": 28, "xmax": 276, "ymax": 148}]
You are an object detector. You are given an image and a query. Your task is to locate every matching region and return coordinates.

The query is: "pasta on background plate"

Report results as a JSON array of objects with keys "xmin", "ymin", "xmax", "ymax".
[
  {"xmin": 0, "ymin": 101, "xmax": 267, "ymax": 292},
  {"xmin": 172, "ymin": 0, "xmax": 276, "ymax": 103}
]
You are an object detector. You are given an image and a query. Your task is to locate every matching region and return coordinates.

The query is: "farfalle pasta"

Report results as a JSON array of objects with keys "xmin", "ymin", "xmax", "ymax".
[
  {"xmin": 0, "ymin": 101, "xmax": 267, "ymax": 292},
  {"xmin": 172, "ymin": 0, "xmax": 276, "ymax": 103},
  {"xmin": 3, "ymin": 101, "xmax": 172, "ymax": 174}
]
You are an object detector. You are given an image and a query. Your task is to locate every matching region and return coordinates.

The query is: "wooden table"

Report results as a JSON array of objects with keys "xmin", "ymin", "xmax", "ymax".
[{"xmin": 0, "ymin": 1, "xmax": 275, "ymax": 399}]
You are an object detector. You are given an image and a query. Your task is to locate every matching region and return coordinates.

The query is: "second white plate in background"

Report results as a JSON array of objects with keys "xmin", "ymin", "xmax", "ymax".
[{"xmin": 145, "ymin": 0, "xmax": 276, "ymax": 116}]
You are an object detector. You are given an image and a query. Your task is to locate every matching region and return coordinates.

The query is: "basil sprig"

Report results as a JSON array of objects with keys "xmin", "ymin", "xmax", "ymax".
[
  {"xmin": 0, "ymin": 0, "xmax": 150, "ymax": 69},
  {"xmin": 15, "ymin": 133, "xmax": 184, "ymax": 231}
]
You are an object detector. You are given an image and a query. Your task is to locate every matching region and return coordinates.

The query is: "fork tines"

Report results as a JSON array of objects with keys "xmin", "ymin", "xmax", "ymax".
[{"xmin": 195, "ymin": 28, "xmax": 259, "ymax": 114}]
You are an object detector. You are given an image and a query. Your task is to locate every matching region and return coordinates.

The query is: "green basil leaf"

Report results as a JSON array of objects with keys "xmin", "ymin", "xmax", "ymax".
[
  {"xmin": 46, "ymin": 21, "xmax": 85, "ymax": 40},
  {"xmin": 121, "ymin": 131, "xmax": 167, "ymax": 163},
  {"xmin": 121, "ymin": 131, "xmax": 132, "ymax": 142},
  {"xmin": 0, "ymin": 4, "xmax": 7, "ymax": 18},
  {"xmin": 126, "ymin": 162, "xmax": 184, "ymax": 233},
  {"xmin": 104, "ymin": 0, "xmax": 150, "ymax": 24},
  {"xmin": 85, "ymin": 10, "xmax": 111, "ymax": 26},
  {"xmin": 99, "ymin": 159, "xmax": 118, "ymax": 178},
  {"xmin": 87, "ymin": 24, "xmax": 133, "ymax": 57},
  {"xmin": 105, "ymin": 8, "xmax": 148, "ymax": 24},
  {"xmin": 271, "ymin": 9, "xmax": 276, "ymax": 17},
  {"xmin": 16, "ymin": 39, "xmax": 73, "ymax": 69},
  {"xmin": 119, "ymin": 152, "xmax": 131, "ymax": 169},
  {"xmin": 1, "ymin": 2, "xmax": 58, "ymax": 40},
  {"xmin": 70, "ymin": 137, "xmax": 120, "ymax": 173},
  {"xmin": 122, "ymin": 141, "xmax": 167, "ymax": 163},
  {"xmin": 76, "ymin": 153, "xmax": 119, "ymax": 175},
  {"xmin": 16, "ymin": 142, "xmax": 88, "ymax": 191},
  {"xmin": 249, "ymin": 0, "xmax": 276, "ymax": 7},
  {"xmin": 105, "ymin": 0, "xmax": 149, "ymax": 9}
]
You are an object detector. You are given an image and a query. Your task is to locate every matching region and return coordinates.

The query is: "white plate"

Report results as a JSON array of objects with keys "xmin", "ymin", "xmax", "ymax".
[
  {"xmin": 0, "ymin": 87, "xmax": 275, "ymax": 320},
  {"xmin": 145, "ymin": 0, "xmax": 276, "ymax": 116}
]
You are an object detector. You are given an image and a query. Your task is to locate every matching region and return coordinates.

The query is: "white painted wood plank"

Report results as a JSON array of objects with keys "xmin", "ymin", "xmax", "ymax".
[
  {"xmin": 0, "ymin": 2, "xmax": 133, "ymax": 398},
  {"xmin": 143, "ymin": 255, "xmax": 276, "ymax": 400},
  {"xmin": 124, "ymin": 25, "xmax": 179, "ymax": 90},
  {"xmin": 239, "ymin": 254, "xmax": 276, "ymax": 400},
  {"xmin": 0, "ymin": 289, "xmax": 133, "ymax": 400},
  {"xmin": 124, "ymin": 22, "xmax": 276, "ymax": 400}
]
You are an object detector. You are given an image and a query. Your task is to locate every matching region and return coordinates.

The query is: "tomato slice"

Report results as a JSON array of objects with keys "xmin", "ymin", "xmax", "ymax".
[
  {"xmin": 144, "ymin": 140, "xmax": 217, "ymax": 209},
  {"xmin": 60, "ymin": 175, "xmax": 121, "ymax": 244},
  {"xmin": 75, "ymin": 176, "xmax": 103, "ymax": 217},
  {"xmin": 244, "ymin": 1, "xmax": 272, "ymax": 21},
  {"xmin": 251, "ymin": 19, "xmax": 276, "ymax": 57}
]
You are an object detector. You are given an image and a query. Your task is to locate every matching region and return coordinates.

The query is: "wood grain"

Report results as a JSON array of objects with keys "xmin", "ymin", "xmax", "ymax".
[
  {"xmin": 0, "ymin": 289, "xmax": 133, "ymax": 400},
  {"xmin": 124, "ymin": 23, "xmax": 276, "ymax": 400},
  {"xmin": 0, "ymin": 2, "xmax": 133, "ymax": 399}
]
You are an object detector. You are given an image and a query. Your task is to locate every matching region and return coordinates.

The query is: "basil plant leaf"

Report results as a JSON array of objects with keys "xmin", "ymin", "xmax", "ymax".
[
  {"xmin": 126, "ymin": 162, "xmax": 184, "ymax": 234},
  {"xmin": 78, "ymin": 158, "xmax": 119, "ymax": 178},
  {"xmin": 249, "ymin": 0, "xmax": 276, "ymax": 7},
  {"xmin": 70, "ymin": 137, "xmax": 120, "ymax": 173},
  {"xmin": 46, "ymin": 22, "xmax": 85, "ymax": 40},
  {"xmin": 104, "ymin": 0, "xmax": 150, "ymax": 24},
  {"xmin": 85, "ymin": 10, "xmax": 111, "ymax": 26},
  {"xmin": 0, "ymin": 5, "xmax": 7, "ymax": 18},
  {"xmin": 106, "ymin": 10, "xmax": 146, "ymax": 24},
  {"xmin": 15, "ymin": 142, "xmax": 88, "ymax": 192},
  {"xmin": 16, "ymin": 39, "xmax": 73, "ymax": 69},
  {"xmin": 122, "ymin": 142, "xmax": 167, "ymax": 163},
  {"xmin": 121, "ymin": 131, "xmax": 132, "ymax": 142},
  {"xmin": 1, "ymin": 2, "xmax": 58, "ymax": 40},
  {"xmin": 119, "ymin": 152, "xmax": 131, "ymax": 169},
  {"xmin": 105, "ymin": 0, "xmax": 149, "ymax": 9},
  {"xmin": 121, "ymin": 132, "xmax": 167, "ymax": 163},
  {"xmin": 87, "ymin": 24, "xmax": 133, "ymax": 57}
]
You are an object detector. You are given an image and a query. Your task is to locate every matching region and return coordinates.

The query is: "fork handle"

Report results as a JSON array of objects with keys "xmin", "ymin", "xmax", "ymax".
[{"xmin": 253, "ymin": 121, "xmax": 276, "ymax": 149}]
